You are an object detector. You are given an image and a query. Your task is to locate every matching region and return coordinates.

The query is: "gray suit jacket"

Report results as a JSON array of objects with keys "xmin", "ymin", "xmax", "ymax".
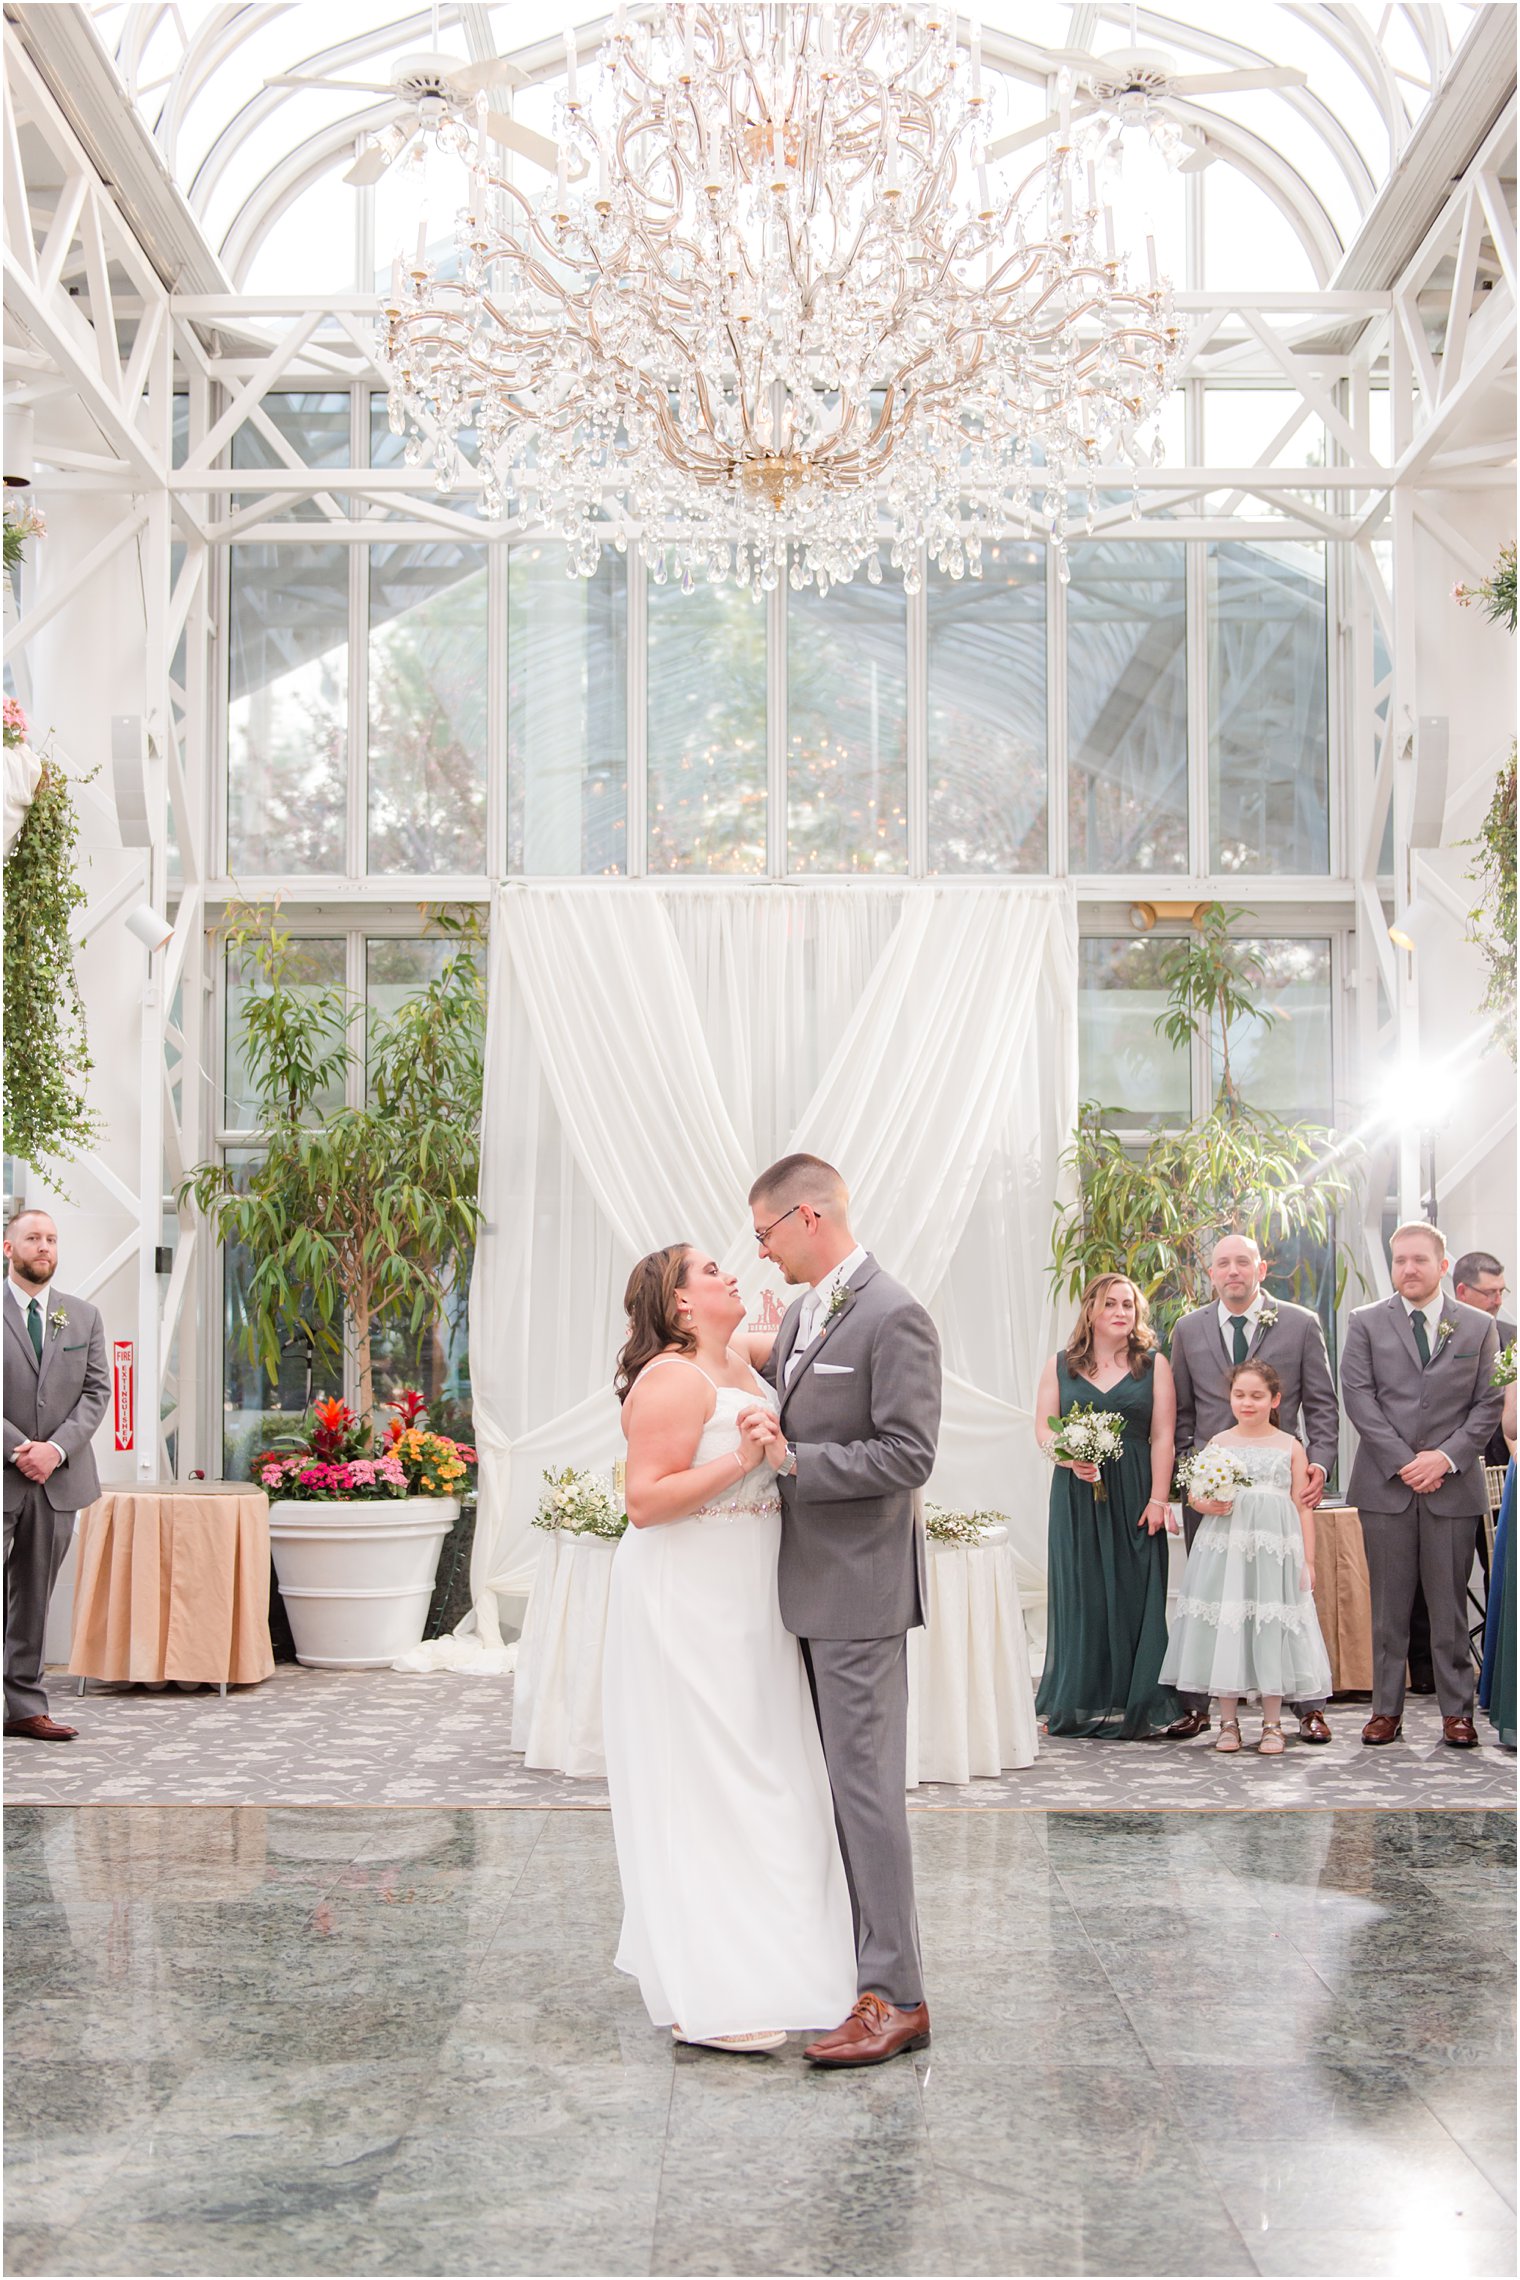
[
  {"xmin": 1342, "ymin": 1295, "xmax": 1501, "ymax": 1518},
  {"xmin": 3, "ymin": 1286, "xmax": 109, "ymax": 1514},
  {"xmin": 1171, "ymin": 1298, "xmax": 1340, "ymax": 1484},
  {"xmin": 760, "ymin": 1255, "xmax": 941, "ymax": 1642}
]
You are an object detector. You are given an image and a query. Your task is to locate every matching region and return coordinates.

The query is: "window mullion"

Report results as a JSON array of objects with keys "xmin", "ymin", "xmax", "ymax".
[
  {"xmin": 767, "ymin": 574, "xmax": 787, "ymax": 877},
  {"xmin": 626, "ymin": 558, "xmax": 648, "ymax": 877},
  {"xmin": 906, "ymin": 554, "xmax": 927, "ymax": 878},
  {"xmin": 1048, "ymin": 538, "xmax": 1068, "ymax": 876}
]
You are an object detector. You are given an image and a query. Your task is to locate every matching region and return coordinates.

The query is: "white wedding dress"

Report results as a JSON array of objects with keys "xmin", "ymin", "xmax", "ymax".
[{"xmin": 602, "ymin": 1359, "xmax": 857, "ymax": 2041}]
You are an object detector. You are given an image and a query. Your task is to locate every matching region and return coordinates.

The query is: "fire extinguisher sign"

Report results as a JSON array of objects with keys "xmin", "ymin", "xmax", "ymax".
[{"xmin": 112, "ymin": 1341, "xmax": 134, "ymax": 1452}]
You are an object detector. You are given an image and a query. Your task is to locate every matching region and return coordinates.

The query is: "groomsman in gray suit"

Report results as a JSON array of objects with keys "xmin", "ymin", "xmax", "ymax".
[
  {"xmin": 1166, "ymin": 1233, "xmax": 1341, "ymax": 1744},
  {"xmin": 744, "ymin": 1153, "xmax": 940, "ymax": 2069},
  {"xmin": 1343, "ymin": 1221, "xmax": 1503, "ymax": 1748},
  {"xmin": 3, "ymin": 1209, "xmax": 109, "ymax": 1739}
]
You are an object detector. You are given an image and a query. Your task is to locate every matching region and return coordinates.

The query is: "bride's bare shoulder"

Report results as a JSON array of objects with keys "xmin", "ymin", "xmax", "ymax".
[{"xmin": 623, "ymin": 1355, "xmax": 713, "ymax": 1426}]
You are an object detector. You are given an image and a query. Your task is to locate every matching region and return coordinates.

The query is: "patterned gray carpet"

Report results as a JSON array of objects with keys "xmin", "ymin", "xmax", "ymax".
[{"xmin": 4, "ymin": 1665, "xmax": 1514, "ymax": 1810}]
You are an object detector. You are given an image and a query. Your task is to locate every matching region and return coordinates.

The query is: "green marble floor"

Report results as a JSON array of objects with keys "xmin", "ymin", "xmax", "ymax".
[{"xmin": 4, "ymin": 1806, "xmax": 1514, "ymax": 2277}]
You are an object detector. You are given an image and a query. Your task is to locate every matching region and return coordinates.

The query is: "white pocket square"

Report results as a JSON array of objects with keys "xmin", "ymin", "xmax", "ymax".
[{"xmin": 813, "ymin": 1362, "xmax": 854, "ymax": 1374}]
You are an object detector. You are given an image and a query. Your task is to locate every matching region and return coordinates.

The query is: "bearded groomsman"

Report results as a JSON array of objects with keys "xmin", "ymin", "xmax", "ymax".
[
  {"xmin": 1343, "ymin": 1222, "xmax": 1503, "ymax": 1749},
  {"xmin": 1166, "ymin": 1232, "xmax": 1341, "ymax": 1744},
  {"xmin": 3, "ymin": 1209, "xmax": 109, "ymax": 1740}
]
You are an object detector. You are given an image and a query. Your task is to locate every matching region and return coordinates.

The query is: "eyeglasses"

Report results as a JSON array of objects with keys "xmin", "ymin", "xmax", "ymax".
[{"xmin": 754, "ymin": 1202, "xmax": 810, "ymax": 1246}]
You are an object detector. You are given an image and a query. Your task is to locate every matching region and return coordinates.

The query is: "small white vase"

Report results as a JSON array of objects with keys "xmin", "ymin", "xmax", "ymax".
[{"xmin": 267, "ymin": 1495, "xmax": 459, "ymax": 1670}]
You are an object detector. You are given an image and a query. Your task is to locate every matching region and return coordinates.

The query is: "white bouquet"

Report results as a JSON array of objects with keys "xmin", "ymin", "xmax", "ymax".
[
  {"xmin": 1045, "ymin": 1403, "xmax": 1126, "ymax": 1501},
  {"xmin": 1177, "ymin": 1445, "xmax": 1252, "ymax": 1509},
  {"xmin": 532, "ymin": 1466, "xmax": 627, "ymax": 1540},
  {"xmin": 923, "ymin": 1503, "xmax": 1007, "ymax": 1546}
]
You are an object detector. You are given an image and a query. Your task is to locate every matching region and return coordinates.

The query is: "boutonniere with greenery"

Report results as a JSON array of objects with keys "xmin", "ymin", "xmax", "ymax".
[
  {"xmin": 48, "ymin": 1307, "xmax": 68, "ymax": 1339},
  {"xmin": 1256, "ymin": 1302, "xmax": 1278, "ymax": 1331},
  {"xmin": 826, "ymin": 1285, "xmax": 852, "ymax": 1323},
  {"xmin": 1436, "ymin": 1316, "xmax": 1456, "ymax": 1349}
]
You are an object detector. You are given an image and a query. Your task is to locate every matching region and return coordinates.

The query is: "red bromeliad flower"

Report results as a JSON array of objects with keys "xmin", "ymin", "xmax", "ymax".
[
  {"xmin": 311, "ymin": 1396, "xmax": 359, "ymax": 1461},
  {"xmin": 387, "ymin": 1388, "xmax": 430, "ymax": 1430}
]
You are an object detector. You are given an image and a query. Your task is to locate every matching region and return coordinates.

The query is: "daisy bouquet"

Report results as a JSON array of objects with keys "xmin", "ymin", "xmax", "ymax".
[
  {"xmin": 1177, "ymin": 1445, "xmax": 1252, "ymax": 1509},
  {"xmin": 1045, "ymin": 1403, "xmax": 1125, "ymax": 1500}
]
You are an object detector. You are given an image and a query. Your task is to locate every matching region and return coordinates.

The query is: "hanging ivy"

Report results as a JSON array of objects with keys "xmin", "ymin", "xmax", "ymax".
[
  {"xmin": 1470, "ymin": 743, "xmax": 1518, "ymax": 1064},
  {"xmin": 3, "ymin": 761, "xmax": 100, "ymax": 1170}
]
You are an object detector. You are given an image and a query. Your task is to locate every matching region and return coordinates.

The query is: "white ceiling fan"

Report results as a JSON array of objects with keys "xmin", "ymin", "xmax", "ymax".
[
  {"xmin": 266, "ymin": 25, "xmax": 564, "ymax": 185},
  {"xmin": 987, "ymin": 33, "xmax": 1308, "ymax": 171}
]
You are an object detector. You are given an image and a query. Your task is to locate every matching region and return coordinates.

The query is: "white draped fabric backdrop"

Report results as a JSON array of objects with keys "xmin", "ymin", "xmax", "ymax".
[{"xmin": 420, "ymin": 880, "xmax": 1077, "ymax": 1672}]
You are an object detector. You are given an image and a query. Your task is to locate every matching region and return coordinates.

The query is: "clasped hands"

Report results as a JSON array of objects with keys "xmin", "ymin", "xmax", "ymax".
[
  {"xmin": 1397, "ymin": 1450, "xmax": 1452, "ymax": 1496},
  {"xmin": 10, "ymin": 1440, "xmax": 61, "ymax": 1484},
  {"xmin": 736, "ymin": 1406, "xmax": 787, "ymax": 1472}
]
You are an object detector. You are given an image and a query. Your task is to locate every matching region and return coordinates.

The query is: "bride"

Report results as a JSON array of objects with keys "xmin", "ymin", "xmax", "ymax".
[{"xmin": 602, "ymin": 1242, "xmax": 857, "ymax": 2053}]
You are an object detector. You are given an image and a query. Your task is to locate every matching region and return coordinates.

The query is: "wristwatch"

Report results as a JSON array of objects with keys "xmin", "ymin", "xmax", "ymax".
[{"xmin": 779, "ymin": 1442, "xmax": 799, "ymax": 1478}]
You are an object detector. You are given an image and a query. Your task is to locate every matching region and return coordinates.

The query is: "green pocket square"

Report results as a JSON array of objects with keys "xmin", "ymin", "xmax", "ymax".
[{"xmin": 61, "ymin": 1343, "xmax": 86, "ymax": 1352}]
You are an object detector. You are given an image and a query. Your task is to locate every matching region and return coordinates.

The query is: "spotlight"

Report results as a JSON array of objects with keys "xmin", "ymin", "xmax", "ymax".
[
  {"xmin": 1129, "ymin": 902, "xmax": 1156, "ymax": 931},
  {"xmin": 124, "ymin": 903, "xmax": 173, "ymax": 953},
  {"xmin": 1388, "ymin": 896, "xmax": 1433, "ymax": 954}
]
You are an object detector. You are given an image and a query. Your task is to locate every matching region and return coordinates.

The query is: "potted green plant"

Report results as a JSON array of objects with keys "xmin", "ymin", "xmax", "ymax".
[
  {"xmin": 257, "ymin": 1392, "xmax": 476, "ymax": 1667},
  {"xmin": 3, "ymin": 697, "xmax": 98, "ymax": 1171},
  {"xmin": 182, "ymin": 906, "xmax": 485, "ymax": 1426},
  {"xmin": 1052, "ymin": 904, "xmax": 1361, "ymax": 1342},
  {"xmin": 1455, "ymin": 545, "xmax": 1516, "ymax": 1062}
]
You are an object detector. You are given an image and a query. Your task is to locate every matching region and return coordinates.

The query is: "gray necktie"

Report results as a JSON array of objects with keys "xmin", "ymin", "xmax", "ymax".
[{"xmin": 26, "ymin": 1299, "xmax": 42, "ymax": 1361}]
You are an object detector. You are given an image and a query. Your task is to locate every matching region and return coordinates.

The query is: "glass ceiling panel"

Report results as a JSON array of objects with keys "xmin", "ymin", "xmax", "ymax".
[{"xmin": 86, "ymin": 2, "xmax": 1486, "ymax": 293}]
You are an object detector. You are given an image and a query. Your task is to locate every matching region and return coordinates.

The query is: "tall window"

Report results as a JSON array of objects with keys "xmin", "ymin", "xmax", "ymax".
[
  {"xmin": 1077, "ymin": 939, "xmax": 1191, "ymax": 1127},
  {"xmin": 1067, "ymin": 543, "xmax": 1188, "ymax": 873},
  {"xmin": 1209, "ymin": 542, "xmax": 1329, "ymax": 874},
  {"xmin": 508, "ymin": 544, "xmax": 628, "ymax": 875},
  {"xmin": 927, "ymin": 543, "xmax": 1047, "ymax": 872},
  {"xmin": 228, "ymin": 545, "xmax": 348, "ymax": 873},
  {"xmin": 788, "ymin": 581, "xmax": 908, "ymax": 873},
  {"xmin": 647, "ymin": 576, "xmax": 767, "ymax": 873},
  {"xmin": 368, "ymin": 544, "xmax": 488, "ymax": 873}
]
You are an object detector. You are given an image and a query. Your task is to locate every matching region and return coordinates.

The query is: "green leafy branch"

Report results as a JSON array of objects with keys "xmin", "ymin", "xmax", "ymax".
[{"xmin": 3, "ymin": 757, "xmax": 100, "ymax": 1173}]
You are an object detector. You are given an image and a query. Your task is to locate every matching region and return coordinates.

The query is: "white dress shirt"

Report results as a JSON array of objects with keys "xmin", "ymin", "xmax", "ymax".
[
  {"xmin": 1403, "ymin": 1294, "xmax": 1456, "ymax": 1471},
  {"xmin": 7, "ymin": 1277, "xmax": 66, "ymax": 1463},
  {"xmin": 1217, "ymin": 1292, "xmax": 1265, "ymax": 1355},
  {"xmin": 785, "ymin": 1244, "xmax": 867, "ymax": 1383}
]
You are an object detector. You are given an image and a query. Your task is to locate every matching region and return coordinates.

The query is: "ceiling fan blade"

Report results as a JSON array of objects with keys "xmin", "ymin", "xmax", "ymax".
[
  {"xmin": 345, "ymin": 144, "xmax": 395, "ymax": 186},
  {"xmin": 267, "ymin": 73, "xmax": 396, "ymax": 94},
  {"xmin": 452, "ymin": 54, "xmax": 530, "ymax": 96},
  {"xmin": 484, "ymin": 113, "xmax": 561, "ymax": 173},
  {"xmin": 1168, "ymin": 66, "xmax": 1308, "ymax": 96},
  {"xmin": 987, "ymin": 110, "xmax": 1062, "ymax": 163}
]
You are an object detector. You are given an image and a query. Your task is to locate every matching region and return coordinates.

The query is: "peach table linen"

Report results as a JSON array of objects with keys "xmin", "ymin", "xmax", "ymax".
[
  {"xmin": 1309, "ymin": 1505, "xmax": 1373, "ymax": 1694},
  {"xmin": 69, "ymin": 1485, "xmax": 275, "ymax": 1687}
]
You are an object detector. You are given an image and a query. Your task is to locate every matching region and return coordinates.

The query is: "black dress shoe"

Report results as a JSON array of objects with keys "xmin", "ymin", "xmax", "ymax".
[{"xmin": 1164, "ymin": 1708, "xmax": 1212, "ymax": 1739}]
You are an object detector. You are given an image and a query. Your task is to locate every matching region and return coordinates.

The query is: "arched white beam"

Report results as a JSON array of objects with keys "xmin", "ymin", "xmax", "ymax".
[
  {"xmin": 219, "ymin": 112, "xmax": 391, "ymax": 286},
  {"xmin": 156, "ymin": 6, "xmax": 280, "ymax": 179}
]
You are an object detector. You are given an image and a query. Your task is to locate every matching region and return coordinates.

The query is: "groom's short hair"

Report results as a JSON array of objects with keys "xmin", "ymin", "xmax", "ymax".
[{"xmin": 749, "ymin": 1153, "xmax": 848, "ymax": 1216}]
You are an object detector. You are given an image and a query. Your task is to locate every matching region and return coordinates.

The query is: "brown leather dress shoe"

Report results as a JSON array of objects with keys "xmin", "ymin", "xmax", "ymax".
[
  {"xmin": 3, "ymin": 1714, "xmax": 77, "ymax": 1741},
  {"xmin": 1442, "ymin": 1715, "xmax": 1479, "ymax": 1748},
  {"xmin": 1361, "ymin": 1714, "xmax": 1403, "ymax": 1744},
  {"xmin": 1297, "ymin": 1710, "xmax": 1333, "ymax": 1743},
  {"xmin": 1164, "ymin": 1709, "xmax": 1212, "ymax": 1739},
  {"xmin": 804, "ymin": 1993, "xmax": 930, "ymax": 2068}
]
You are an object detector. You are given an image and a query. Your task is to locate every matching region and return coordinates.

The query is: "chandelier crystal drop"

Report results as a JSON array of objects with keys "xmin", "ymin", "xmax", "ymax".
[{"xmin": 381, "ymin": 4, "xmax": 1185, "ymax": 596}]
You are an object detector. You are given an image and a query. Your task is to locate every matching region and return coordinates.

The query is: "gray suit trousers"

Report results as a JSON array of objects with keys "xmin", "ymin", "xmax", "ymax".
[
  {"xmin": 801, "ymin": 1635, "xmax": 923, "ymax": 2011},
  {"xmin": 1176, "ymin": 1506, "xmax": 1326, "ymax": 1717},
  {"xmin": 4, "ymin": 1482, "xmax": 73, "ymax": 1722},
  {"xmin": 1361, "ymin": 1500, "xmax": 1478, "ymax": 1722}
]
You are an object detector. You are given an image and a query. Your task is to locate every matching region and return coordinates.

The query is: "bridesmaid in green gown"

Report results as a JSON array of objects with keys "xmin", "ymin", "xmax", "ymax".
[{"xmin": 1034, "ymin": 1274, "xmax": 1182, "ymax": 1739}]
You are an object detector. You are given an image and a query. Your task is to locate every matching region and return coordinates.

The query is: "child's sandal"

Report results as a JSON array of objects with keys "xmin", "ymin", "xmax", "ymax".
[
  {"xmin": 1214, "ymin": 1718, "xmax": 1242, "ymax": 1753},
  {"xmin": 1257, "ymin": 1721, "xmax": 1286, "ymax": 1756}
]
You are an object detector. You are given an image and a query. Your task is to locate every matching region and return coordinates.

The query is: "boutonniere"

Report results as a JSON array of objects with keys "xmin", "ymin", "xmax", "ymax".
[
  {"xmin": 826, "ymin": 1285, "xmax": 852, "ymax": 1323},
  {"xmin": 1256, "ymin": 1303, "xmax": 1278, "ymax": 1332},
  {"xmin": 1436, "ymin": 1316, "xmax": 1455, "ymax": 1349},
  {"xmin": 48, "ymin": 1308, "xmax": 68, "ymax": 1339}
]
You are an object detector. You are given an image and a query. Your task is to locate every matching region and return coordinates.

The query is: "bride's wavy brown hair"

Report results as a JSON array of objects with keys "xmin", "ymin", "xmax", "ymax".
[
  {"xmin": 615, "ymin": 1243, "xmax": 696, "ymax": 1403},
  {"xmin": 1065, "ymin": 1273, "xmax": 1156, "ymax": 1380}
]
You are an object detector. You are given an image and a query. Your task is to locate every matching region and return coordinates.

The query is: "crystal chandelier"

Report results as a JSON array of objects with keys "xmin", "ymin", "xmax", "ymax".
[{"xmin": 382, "ymin": 5, "xmax": 1185, "ymax": 595}]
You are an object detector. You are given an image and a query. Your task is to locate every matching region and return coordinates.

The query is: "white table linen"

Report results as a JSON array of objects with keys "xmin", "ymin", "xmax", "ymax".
[{"xmin": 512, "ymin": 1525, "xmax": 1038, "ymax": 1788}]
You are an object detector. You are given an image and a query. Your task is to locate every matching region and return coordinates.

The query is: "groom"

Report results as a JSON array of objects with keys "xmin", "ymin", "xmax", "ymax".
[{"xmin": 741, "ymin": 1154, "xmax": 941, "ymax": 2068}]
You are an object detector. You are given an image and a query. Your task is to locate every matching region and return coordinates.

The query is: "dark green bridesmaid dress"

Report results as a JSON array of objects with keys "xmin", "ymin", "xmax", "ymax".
[{"xmin": 1035, "ymin": 1352, "xmax": 1180, "ymax": 1739}]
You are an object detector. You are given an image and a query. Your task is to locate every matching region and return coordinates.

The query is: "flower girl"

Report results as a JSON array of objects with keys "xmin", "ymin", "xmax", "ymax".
[{"xmin": 1160, "ymin": 1361, "xmax": 1332, "ymax": 1756}]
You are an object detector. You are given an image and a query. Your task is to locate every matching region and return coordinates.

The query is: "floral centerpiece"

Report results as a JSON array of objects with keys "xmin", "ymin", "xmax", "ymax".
[
  {"xmin": 532, "ymin": 1465, "xmax": 627, "ymax": 1541},
  {"xmin": 3, "ymin": 499, "xmax": 45, "ymax": 585},
  {"xmin": 1176, "ymin": 1446, "xmax": 1252, "ymax": 1509},
  {"xmin": 1045, "ymin": 1403, "xmax": 1126, "ymax": 1500},
  {"xmin": 923, "ymin": 1503, "xmax": 1008, "ymax": 1546}
]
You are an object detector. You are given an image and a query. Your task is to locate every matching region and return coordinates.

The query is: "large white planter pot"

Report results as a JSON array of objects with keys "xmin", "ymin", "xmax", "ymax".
[{"xmin": 268, "ymin": 1496, "xmax": 459, "ymax": 1669}]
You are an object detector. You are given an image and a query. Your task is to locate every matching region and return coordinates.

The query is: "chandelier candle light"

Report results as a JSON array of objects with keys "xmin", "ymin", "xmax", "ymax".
[{"xmin": 381, "ymin": 3, "xmax": 1183, "ymax": 596}]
